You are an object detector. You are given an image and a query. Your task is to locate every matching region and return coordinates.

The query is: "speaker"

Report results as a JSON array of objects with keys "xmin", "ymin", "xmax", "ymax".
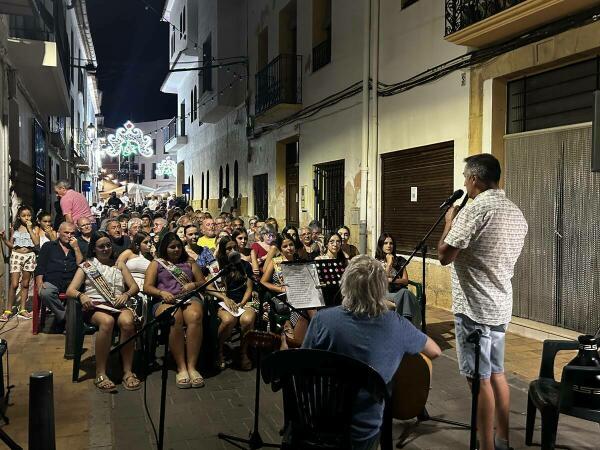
[{"xmin": 592, "ymin": 90, "xmax": 600, "ymax": 172}]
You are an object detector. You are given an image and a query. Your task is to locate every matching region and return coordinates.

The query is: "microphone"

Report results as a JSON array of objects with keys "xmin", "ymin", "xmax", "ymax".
[{"xmin": 439, "ymin": 189, "xmax": 464, "ymax": 209}]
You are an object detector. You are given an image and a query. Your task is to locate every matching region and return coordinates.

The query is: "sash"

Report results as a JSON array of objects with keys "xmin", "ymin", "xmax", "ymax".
[
  {"xmin": 80, "ymin": 261, "xmax": 116, "ymax": 306},
  {"xmin": 156, "ymin": 258, "xmax": 192, "ymax": 287}
]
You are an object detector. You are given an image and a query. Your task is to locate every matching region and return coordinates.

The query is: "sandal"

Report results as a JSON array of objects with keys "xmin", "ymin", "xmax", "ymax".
[
  {"xmin": 175, "ymin": 371, "xmax": 191, "ymax": 389},
  {"xmin": 94, "ymin": 375, "xmax": 117, "ymax": 393},
  {"xmin": 122, "ymin": 373, "xmax": 142, "ymax": 391},
  {"xmin": 188, "ymin": 370, "xmax": 205, "ymax": 388},
  {"xmin": 17, "ymin": 310, "xmax": 32, "ymax": 320}
]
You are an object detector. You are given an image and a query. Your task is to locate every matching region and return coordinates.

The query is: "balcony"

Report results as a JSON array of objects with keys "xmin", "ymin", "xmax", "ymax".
[
  {"xmin": 312, "ymin": 38, "xmax": 331, "ymax": 72},
  {"xmin": 445, "ymin": 0, "xmax": 600, "ymax": 48},
  {"xmin": 164, "ymin": 117, "xmax": 188, "ymax": 153},
  {"xmin": 255, "ymin": 54, "xmax": 302, "ymax": 123},
  {"xmin": 6, "ymin": 2, "xmax": 70, "ymax": 115},
  {"xmin": 49, "ymin": 116, "xmax": 66, "ymax": 150},
  {"xmin": 0, "ymin": 0, "xmax": 34, "ymax": 15}
]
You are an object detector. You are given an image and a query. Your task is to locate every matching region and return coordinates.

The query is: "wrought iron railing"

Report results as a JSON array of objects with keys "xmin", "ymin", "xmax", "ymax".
[
  {"xmin": 312, "ymin": 38, "xmax": 331, "ymax": 72},
  {"xmin": 255, "ymin": 54, "xmax": 302, "ymax": 115},
  {"xmin": 164, "ymin": 117, "xmax": 177, "ymax": 144},
  {"xmin": 445, "ymin": 0, "xmax": 525, "ymax": 36}
]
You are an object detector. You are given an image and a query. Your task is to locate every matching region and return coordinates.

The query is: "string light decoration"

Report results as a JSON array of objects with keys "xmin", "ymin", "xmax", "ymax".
[
  {"xmin": 103, "ymin": 120, "xmax": 153, "ymax": 157},
  {"xmin": 155, "ymin": 156, "xmax": 177, "ymax": 177}
]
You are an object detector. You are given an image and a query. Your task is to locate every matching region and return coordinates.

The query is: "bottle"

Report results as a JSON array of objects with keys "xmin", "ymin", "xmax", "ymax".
[{"xmin": 568, "ymin": 335, "xmax": 600, "ymax": 367}]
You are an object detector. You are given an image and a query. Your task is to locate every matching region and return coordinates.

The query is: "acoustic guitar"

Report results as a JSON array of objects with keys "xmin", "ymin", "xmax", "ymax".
[{"xmin": 391, "ymin": 353, "xmax": 432, "ymax": 420}]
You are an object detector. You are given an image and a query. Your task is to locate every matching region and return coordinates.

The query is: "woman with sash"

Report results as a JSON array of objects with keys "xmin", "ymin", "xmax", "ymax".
[
  {"xmin": 66, "ymin": 231, "xmax": 141, "ymax": 392},
  {"xmin": 143, "ymin": 232, "xmax": 207, "ymax": 389}
]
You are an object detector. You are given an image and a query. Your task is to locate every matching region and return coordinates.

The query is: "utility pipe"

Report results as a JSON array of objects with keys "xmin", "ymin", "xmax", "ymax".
[
  {"xmin": 359, "ymin": 0, "xmax": 371, "ymax": 254},
  {"xmin": 369, "ymin": 0, "xmax": 380, "ymax": 253}
]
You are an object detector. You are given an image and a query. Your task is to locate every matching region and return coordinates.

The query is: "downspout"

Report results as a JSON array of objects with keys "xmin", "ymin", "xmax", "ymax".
[
  {"xmin": 369, "ymin": 0, "xmax": 380, "ymax": 253},
  {"xmin": 359, "ymin": 0, "xmax": 371, "ymax": 254}
]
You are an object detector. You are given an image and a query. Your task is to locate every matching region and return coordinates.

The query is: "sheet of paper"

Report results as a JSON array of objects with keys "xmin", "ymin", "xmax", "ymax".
[
  {"xmin": 219, "ymin": 301, "xmax": 245, "ymax": 317},
  {"xmin": 280, "ymin": 263, "xmax": 325, "ymax": 309}
]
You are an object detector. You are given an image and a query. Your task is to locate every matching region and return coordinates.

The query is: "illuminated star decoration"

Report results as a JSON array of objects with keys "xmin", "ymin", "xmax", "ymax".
[
  {"xmin": 155, "ymin": 157, "xmax": 177, "ymax": 178},
  {"xmin": 103, "ymin": 120, "xmax": 153, "ymax": 158}
]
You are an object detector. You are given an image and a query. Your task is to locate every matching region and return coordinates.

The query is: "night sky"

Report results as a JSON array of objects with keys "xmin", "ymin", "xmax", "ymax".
[{"xmin": 87, "ymin": 0, "xmax": 176, "ymax": 129}]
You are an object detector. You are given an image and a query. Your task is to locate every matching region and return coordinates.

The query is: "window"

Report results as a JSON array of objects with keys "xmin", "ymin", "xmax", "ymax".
[
  {"xmin": 312, "ymin": 0, "xmax": 331, "ymax": 71},
  {"xmin": 70, "ymin": 29, "xmax": 74, "ymax": 83},
  {"xmin": 182, "ymin": 5, "xmax": 186, "ymax": 38},
  {"xmin": 153, "ymin": 138, "xmax": 157, "ymax": 154},
  {"xmin": 201, "ymin": 172, "xmax": 204, "ymax": 204},
  {"xmin": 257, "ymin": 28, "xmax": 268, "ymax": 70},
  {"xmin": 206, "ymin": 170, "xmax": 210, "ymax": 208},
  {"xmin": 218, "ymin": 166, "xmax": 223, "ymax": 207},
  {"xmin": 141, "ymin": 163, "xmax": 146, "ymax": 181},
  {"xmin": 190, "ymin": 86, "xmax": 198, "ymax": 122},
  {"xmin": 202, "ymin": 35, "xmax": 212, "ymax": 92},
  {"xmin": 179, "ymin": 11, "xmax": 183, "ymax": 39},
  {"xmin": 170, "ymin": 28, "xmax": 175, "ymax": 56},
  {"xmin": 152, "ymin": 163, "xmax": 157, "ymax": 179},
  {"xmin": 225, "ymin": 163, "xmax": 230, "ymax": 191},
  {"xmin": 234, "ymin": 161, "xmax": 239, "ymax": 209}
]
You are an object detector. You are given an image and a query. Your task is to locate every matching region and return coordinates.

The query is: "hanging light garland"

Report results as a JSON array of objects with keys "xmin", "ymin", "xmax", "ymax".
[
  {"xmin": 155, "ymin": 156, "xmax": 177, "ymax": 177},
  {"xmin": 103, "ymin": 120, "xmax": 153, "ymax": 157}
]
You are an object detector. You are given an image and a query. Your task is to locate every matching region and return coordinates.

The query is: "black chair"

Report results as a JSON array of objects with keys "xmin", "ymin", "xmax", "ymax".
[
  {"xmin": 262, "ymin": 349, "xmax": 389, "ymax": 450},
  {"xmin": 64, "ymin": 297, "xmax": 99, "ymax": 382},
  {"xmin": 524, "ymin": 339, "xmax": 600, "ymax": 449}
]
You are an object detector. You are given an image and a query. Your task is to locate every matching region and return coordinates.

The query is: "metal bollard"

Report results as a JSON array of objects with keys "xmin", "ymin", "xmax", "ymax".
[{"xmin": 29, "ymin": 371, "xmax": 55, "ymax": 450}]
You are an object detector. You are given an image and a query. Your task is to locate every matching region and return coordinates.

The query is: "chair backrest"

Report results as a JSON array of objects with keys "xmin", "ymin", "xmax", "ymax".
[
  {"xmin": 262, "ymin": 349, "xmax": 388, "ymax": 450},
  {"xmin": 559, "ymin": 365, "xmax": 600, "ymax": 422}
]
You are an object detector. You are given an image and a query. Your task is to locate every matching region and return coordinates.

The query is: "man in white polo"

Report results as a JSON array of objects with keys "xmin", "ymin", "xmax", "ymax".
[{"xmin": 438, "ymin": 154, "xmax": 527, "ymax": 450}]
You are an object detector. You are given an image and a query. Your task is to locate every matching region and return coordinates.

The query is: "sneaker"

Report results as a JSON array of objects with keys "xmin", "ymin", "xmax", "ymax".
[{"xmin": 17, "ymin": 310, "xmax": 33, "ymax": 320}]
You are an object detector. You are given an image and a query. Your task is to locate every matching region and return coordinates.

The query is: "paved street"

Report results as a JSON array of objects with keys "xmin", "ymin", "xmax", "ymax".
[{"xmin": 1, "ymin": 306, "xmax": 597, "ymax": 450}]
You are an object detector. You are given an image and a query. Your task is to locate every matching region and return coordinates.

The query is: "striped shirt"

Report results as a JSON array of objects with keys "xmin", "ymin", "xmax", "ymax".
[{"xmin": 444, "ymin": 189, "xmax": 527, "ymax": 325}]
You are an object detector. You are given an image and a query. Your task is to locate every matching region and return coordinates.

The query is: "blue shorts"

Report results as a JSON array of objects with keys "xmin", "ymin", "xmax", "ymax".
[{"xmin": 454, "ymin": 314, "xmax": 508, "ymax": 379}]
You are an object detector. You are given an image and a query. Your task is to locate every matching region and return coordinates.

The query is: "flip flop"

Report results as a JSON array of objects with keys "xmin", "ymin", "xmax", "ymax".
[
  {"xmin": 175, "ymin": 371, "xmax": 191, "ymax": 389},
  {"xmin": 122, "ymin": 373, "xmax": 142, "ymax": 391},
  {"xmin": 188, "ymin": 370, "xmax": 205, "ymax": 388}
]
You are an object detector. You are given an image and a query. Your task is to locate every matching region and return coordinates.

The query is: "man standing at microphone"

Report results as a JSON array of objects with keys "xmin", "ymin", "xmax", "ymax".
[{"xmin": 438, "ymin": 154, "xmax": 527, "ymax": 450}]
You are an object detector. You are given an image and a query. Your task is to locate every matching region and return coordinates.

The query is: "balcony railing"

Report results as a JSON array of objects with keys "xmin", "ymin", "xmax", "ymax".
[
  {"xmin": 164, "ymin": 117, "xmax": 177, "ymax": 144},
  {"xmin": 312, "ymin": 38, "xmax": 331, "ymax": 72},
  {"xmin": 445, "ymin": 0, "xmax": 525, "ymax": 36},
  {"xmin": 255, "ymin": 54, "xmax": 302, "ymax": 116}
]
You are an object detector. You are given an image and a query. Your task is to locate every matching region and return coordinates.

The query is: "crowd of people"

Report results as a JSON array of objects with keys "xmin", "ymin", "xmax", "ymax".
[
  {"xmin": 0, "ymin": 153, "xmax": 529, "ymax": 449},
  {"xmin": 0, "ymin": 182, "xmax": 421, "ymax": 395}
]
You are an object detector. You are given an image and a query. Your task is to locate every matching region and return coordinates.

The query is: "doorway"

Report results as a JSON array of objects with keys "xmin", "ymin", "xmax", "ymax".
[
  {"xmin": 253, "ymin": 174, "xmax": 269, "ymax": 220},
  {"xmin": 285, "ymin": 142, "xmax": 299, "ymax": 227},
  {"xmin": 505, "ymin": 124, "xmax": 600, "ymax": 333},
  {"xmin": 314, "ymin": 159, "xmax": 344, "ymax": 235}
]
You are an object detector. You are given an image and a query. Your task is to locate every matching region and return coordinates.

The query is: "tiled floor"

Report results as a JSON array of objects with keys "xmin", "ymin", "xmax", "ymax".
[{"xmin": 1, "ymin": 306, "xmax": 592, "ymax": 450}]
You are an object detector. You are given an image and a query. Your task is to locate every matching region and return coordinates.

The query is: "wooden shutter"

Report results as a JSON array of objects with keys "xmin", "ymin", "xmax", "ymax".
[{"xmin": 381, "ymin": 142, "xmax": 454, "ymax": 257}]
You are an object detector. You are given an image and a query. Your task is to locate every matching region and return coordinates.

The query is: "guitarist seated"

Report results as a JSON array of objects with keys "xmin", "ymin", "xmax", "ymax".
[{"xmin": 302, "ymin": 255, "xmax": 441, "ymax": 450}]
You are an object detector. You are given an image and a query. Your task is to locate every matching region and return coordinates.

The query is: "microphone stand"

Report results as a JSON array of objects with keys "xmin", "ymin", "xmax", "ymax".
[
  {"xmin": 217, "ymin": 286, "xmax": 280, "ymax": 449},
  {"xmin": 111, "ymin": 265, "xmax": 230, "ymax": 450},
  {"xmin": 389, "ymin": 199, "xmax": 473, "ymax": 437}
]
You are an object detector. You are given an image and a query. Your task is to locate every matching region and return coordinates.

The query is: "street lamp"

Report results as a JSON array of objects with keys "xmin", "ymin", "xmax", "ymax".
[{"xmin": 86, "ymin": 122, "xmax": 97, "ymax": 143}]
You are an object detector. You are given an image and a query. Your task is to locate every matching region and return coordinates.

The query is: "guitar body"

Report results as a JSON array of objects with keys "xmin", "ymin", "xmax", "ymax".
[{"xmin": 391, "ymin": 353, "xmax": 432, "ymax": 420}]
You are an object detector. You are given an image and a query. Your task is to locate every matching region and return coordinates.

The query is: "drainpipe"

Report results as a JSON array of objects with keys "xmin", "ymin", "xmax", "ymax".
[
  {"xmin": 369, "ymin": 0, "xmax": 380, "ymax": 254},
  {"xmin": 359, "ymin": 0, "xmax": 371, "ymax": 255}
]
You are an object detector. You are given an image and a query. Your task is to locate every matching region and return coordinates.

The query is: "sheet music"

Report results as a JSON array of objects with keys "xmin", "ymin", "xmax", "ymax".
[{"xmin": 281, "ymin": 263, "xmax": 325, "ymax": 309}]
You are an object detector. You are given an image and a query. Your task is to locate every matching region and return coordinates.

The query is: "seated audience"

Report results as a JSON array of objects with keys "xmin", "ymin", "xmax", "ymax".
[
  {"xmin": 197, "ymin": 217, "xmax": 217, "ymax": 251},
  {"xmin": 105, "ymin": 218, "xmax": 131, "ymax": 258},
  {"xmin": 298, "ymin": 226, "xmax": 320, "ymax": 261},
  {"xmin": 375, "ymin": 233, "xmax": 421, "ymax": 325},
  {"xmin": 143, "ymin": 232, "xmax": 207, "ymax": 389},
  {"xmin": 117, "ymin": 232, "xmax": 153, "ymax": 291},
  {"xmin": 251, "ymin": 224, "xmax": 276, "ymax": 275},
  {"xmin": 338, "ymin": 225, "xmax": 359, "ymax": 260},
  {"xmin": 35, "ymin": 222, "xmax": 79, "ymax": 332},
  {"xmin": 36, "ymin": 210, "xmax": 57, "ymax": 247},
  {"xmin": 66, "ymin": 231, "xmax": 141, "ymax": 392},
  {"xmin": 76, "ymin": 216, "xmax": 94, "ymax": 258}
]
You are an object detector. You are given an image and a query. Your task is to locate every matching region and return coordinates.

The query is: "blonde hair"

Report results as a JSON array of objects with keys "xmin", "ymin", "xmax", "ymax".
[{"xmin": 340, "ymin": 255, "xmax": 388, "ymax": 317}]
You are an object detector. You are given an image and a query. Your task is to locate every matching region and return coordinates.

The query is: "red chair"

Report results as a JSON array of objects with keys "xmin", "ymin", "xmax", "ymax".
[{"xmin": 33, "ymin": 286, "xmax": 66, "ymax": 334}]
